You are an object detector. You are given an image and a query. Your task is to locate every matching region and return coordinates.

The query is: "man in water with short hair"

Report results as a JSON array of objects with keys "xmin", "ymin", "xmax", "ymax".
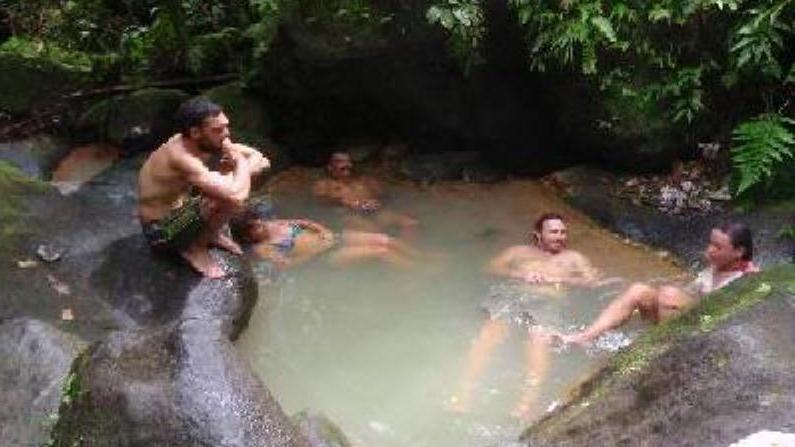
[
  {"xmin": 312, "ymin": 151, "xmax": 418, "ymax": 239},
  {"xmin": 451, "ymin": 213, "xmax": 603, "ymax": 420},
  {"xmin": 562, "ymin": 222, "xmax": 759, "ymax": 345},
  {"xmin": 137, "ymin": 97, "xmax": 270, "ymax": 278}
]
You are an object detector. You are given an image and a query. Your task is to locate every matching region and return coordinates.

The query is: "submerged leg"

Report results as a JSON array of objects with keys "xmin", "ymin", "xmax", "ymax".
[
  {"xmin": 449, "ymin": 319, "xmax": 509, "ymax": 413},
  {"xmin": 512, "ymin": 330, "xmax": 551, "ymax": 421}
]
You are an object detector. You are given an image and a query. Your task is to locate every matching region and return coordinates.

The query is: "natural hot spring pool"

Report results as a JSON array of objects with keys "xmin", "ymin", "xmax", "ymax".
[{"xmin": 237, "ymin": 169, "xmax": 684, "ymax": 447}]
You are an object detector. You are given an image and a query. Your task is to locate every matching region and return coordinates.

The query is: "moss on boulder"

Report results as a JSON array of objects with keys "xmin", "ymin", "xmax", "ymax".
[
  {"xmin": 0, "ymin": 161, "xmax": 48, "ymax": 249},
  {"xmin": 77, "ymin": 88, "xmax": 189, "ymax": 150},
  {"xmin": 0, "ymin": 52, "xmax": 91, "ymax": 115},
  {"xmin": 522, "ymin": 265, "xmax": 795, "ymax": 447}
]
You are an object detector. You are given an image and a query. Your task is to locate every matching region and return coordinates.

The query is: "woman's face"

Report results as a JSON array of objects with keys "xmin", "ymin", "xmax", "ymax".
[
  {"xmin": 247, "ymin": 219, "xmax": 270, "ymax": 242},
  {"xmin": 705, "ymin": 229, "xmax": 743, "ymax": 269}
]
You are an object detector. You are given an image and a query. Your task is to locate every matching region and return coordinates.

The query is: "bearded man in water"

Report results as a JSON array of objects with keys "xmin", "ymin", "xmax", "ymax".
[
  {"xmin": 137, "ymin": 97, "xmax": 269, "ymax": 278},
  {"xmin": 312, "ymin": 151, "xmax": 418, "ymax": 239},
  {"xmin": 451, "ymin": 213, "xmax": 603, "ymax": 420}
]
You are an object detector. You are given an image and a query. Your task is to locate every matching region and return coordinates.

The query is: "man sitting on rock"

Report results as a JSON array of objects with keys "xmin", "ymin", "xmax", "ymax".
[
  {"xmin": 451, "ymin": 213, "xmax": 605, "ymax": 420},
  {"xmin": 562, "ymin": 222, "xmax": 759, "ymax": 345},
  {"xmin": 312, "ymin": 151, "xmax": 418, "ymax": 239},
  {"xmin": 137, "ymin": 97, "xmax": 269, "ymax": 278}
]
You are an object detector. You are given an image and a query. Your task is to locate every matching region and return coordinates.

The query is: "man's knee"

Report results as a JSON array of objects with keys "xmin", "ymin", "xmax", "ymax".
[{"xmin": 624, "ymin": 282, "xmax": 656, "ymax": 303}]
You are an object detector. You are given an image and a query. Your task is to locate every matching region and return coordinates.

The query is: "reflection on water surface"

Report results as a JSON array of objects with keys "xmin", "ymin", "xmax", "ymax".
[{"xmin": 237, "ymin": 169, "xmax": 683, "ymax": 447}]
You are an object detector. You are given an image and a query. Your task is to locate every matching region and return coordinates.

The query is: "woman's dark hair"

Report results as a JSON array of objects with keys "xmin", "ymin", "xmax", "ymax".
[
  {"xmin": 174, "ymin": 97, "xmax": 223, "ymax": 136},
  {"xmin": 718, "ymin": 222, "xmax": 753, "ymax": 261},
  {"xmin": 534, "ymin": 212, "xmax": 565, "ymax": 233},
  {"xmin": 230, "ymin": 208, "xmax": 263, "ymax": 245}
]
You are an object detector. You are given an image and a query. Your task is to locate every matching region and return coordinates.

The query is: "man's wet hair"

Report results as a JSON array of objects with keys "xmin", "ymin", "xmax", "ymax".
[
  {"xmin": 719, "ymin": 222, "xmax": 753, "ymax": 261},
  {"xmin": 174, "ymin": 97, "xmax": 223, "ymax": 136},
  {"xmin": 534, "ymin": 212, "xmax": 565, "ymax": 233}
]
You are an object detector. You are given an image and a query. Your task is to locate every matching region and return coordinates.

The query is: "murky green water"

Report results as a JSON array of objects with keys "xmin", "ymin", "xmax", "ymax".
[{"xmin": 237, "ymin": 170, "xmax": 683, "ymax": 447}]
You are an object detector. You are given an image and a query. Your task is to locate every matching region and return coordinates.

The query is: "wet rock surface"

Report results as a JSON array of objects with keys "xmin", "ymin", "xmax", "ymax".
[
  {"xmin": 547, "ymin": 166, "xmax": 794, "ymax": 267},
  {"xmin": 0, "ymin": 135, "xmax": 70, "ymax": 179},
  {"xmin": 0, "ymin": 156, "xmax": 309, "ymax": 446},
  {"xmin": 399, "ymin": 151, "xmax": 506, "ymax": 184},
  {"xmin": 0, "ymin": 318, "xmax": 87, "ymax": 447},
  {"xmin": 522, "ymin": 265, "xmax": 795, "ymax": 447}
]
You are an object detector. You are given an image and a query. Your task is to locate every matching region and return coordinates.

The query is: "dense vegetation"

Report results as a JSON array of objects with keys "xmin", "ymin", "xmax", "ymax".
[
  {"xmin": 429, "ymin": 0, "xmax": 794, "ymax": 203},
  {"xmin": 1, "ymin": 0, "xmax": 793, "ymax": 202}
]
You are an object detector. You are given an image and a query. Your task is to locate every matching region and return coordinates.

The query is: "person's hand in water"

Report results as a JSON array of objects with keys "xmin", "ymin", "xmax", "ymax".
[{"xmin": 521, "ymin": 271, "xmax": 550, "ymax": 283}]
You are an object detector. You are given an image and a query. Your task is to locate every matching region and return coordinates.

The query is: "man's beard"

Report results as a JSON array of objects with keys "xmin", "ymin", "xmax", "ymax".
[{"xmin": 197, "ymin": 137, "xmax": 220, "ymax": 153}]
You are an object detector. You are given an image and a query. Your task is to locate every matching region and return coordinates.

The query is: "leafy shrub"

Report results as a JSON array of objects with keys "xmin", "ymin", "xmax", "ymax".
[{"xmin": 731, "ymin": 113, "xmax": 795, "ymax": 196}]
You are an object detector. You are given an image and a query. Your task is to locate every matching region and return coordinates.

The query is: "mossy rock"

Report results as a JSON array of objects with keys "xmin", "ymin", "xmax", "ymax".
[
  {"xmin": 522, "ymin": 265, "xmax": 795, "ymax": 447},
  {"xmin": 77, "ymin": 88, "xmax": 190, "ymax": 149},
  {"xmin": 0, "ymin": 161, "xmax": 48, "ymax": 249},
  {"xmin": 0, "ymin": 52, "xmax": 91, "ymax": 116}
]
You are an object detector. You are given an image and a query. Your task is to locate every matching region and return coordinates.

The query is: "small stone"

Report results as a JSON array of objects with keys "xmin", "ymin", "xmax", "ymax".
[
  {"xmin": 61, "ymin": 308, "xmax": 74, "ymax": 321},
  {"xmin": 656, "ymin": 251, "xmax": 670, "ymax": 259},
  {"xmin": 625, "ymin": 178, "xmax": 639, "ymax": 187},
  {"xmin": 36, "ymin": 244, "xmax": 62, "ymax": 262},
  {"xmin": 707, "ymin": 186, "xmax": 732, "ymax": 201},
  {"xmin": 16, "ymin": 259, "xmax": 39, "ymax": 269}
]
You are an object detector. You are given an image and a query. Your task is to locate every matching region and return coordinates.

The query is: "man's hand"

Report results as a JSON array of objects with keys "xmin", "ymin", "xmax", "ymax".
[
  {"xmin": 521, "ymin": 271, "xmax": 549, "ymax": 283},
  {"xmin": 223, "ymin": 139, "xmax": 269, "ymax": 175}
]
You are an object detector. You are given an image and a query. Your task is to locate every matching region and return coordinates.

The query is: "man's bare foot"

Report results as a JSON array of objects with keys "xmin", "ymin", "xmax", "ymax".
[
  {"xmin": 210, "ymin": 233, "xmax": 243, "ymax": 255},
  {"xmin": 181, "ymin": 246, "xmax": 225, "ymax": 278}
]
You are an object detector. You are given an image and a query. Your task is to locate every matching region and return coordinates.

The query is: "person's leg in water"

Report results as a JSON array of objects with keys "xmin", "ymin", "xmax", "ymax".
[
  {"xmin": 181, "ymin": 198, "xmax": 241, "ymax": 278},
  {"xmin": 375, "ymin": 209, "xmax": 419, "ymax": 241},
  {"xmin": 328, "ymin": 231, "xmax": 415, "ymax": 269},
  {"xmin": 563, "ymin": 282, "xmax": 665, "ymax": 345},
  {"xmin": 512, "ymin": 329, "xmax": 551, "ymax": 421},
  {"xmin": 449, "ymin": 318, "xmax": 509, "ymax": 412}
]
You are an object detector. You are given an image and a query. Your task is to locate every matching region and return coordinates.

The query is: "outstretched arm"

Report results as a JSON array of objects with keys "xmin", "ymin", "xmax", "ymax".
[{"xmin": 486, "ymin": 247, "xmax": 535, "ymax": 281}]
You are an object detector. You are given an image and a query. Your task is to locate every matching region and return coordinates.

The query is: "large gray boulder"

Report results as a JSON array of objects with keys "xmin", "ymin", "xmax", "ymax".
[
  {"xmin": 522, "ymin": 265, "xmax": 795, "ymax": 447},
  {"xmin": 0, "ymin": 318, "xmax": 87, "ymax": 447},
  {"xmin": 0, "ymin": 155, "xmax": 309, "ymax": 446}
]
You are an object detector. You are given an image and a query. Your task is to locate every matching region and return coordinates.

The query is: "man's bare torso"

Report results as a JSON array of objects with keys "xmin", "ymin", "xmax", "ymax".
[
  {"xmin": 313, "ymin": 176, "xmax": 381, "ymax": 206},
  {"xmin": 507, "ymin": 245, "xmax": 592, "ymax": 283},
  {"xmin": 138, "ymin": 135, "xmax": 208, "ymax": 222}
]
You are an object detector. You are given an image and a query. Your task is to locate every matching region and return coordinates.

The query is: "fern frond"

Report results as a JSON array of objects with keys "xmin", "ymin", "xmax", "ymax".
[{"xmin": 731, "ymin": 113, "xmax": 795, "ymax": 194}]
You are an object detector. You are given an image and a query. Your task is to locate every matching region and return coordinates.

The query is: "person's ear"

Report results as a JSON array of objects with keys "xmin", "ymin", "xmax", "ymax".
[{"xmin": 189, "ymin": 126, "xmax": 201, "ymax": 140}]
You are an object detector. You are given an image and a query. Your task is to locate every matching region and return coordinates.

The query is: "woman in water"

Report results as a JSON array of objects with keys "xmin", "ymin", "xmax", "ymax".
[{"xmin": 230, "ymin": 202, "xmax": 421, "ymax": 269}]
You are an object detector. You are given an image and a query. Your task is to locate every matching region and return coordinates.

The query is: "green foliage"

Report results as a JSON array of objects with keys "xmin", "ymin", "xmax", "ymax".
[
  {"xmin": 426, "ymin": 0, "xmax": 485, "ymax": 71},
  {"xmin": 0, "ymin": 36, "xmax": 92, "ymax": 70},
  {"xmin": 731, "ymin": 113, "xmax": 795, "ymax": 195}
]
